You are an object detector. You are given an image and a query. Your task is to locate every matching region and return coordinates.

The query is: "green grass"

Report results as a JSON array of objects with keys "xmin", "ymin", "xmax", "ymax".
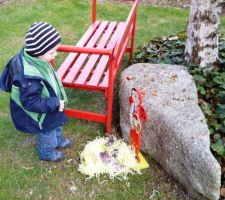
[{"xmin": 0, "ymin": 0, "xmax": 224, "ymax": 199}]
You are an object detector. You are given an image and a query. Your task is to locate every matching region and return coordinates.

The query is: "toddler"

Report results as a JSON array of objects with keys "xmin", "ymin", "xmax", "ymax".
[{"xmin": 0, "ymin": 22, "xmax": 72, "ymax": 162}]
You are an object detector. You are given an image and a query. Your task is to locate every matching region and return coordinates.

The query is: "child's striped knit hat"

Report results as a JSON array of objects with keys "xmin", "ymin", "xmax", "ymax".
[{"xmin": 25, "ymin": 22, "xmax": 61, "ymax": 57}]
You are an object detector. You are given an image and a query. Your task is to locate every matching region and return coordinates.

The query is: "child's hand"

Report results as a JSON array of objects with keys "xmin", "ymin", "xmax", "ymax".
[{"xmin": 59, "ymin": 100, "xmax": 65, "ymax": 112}]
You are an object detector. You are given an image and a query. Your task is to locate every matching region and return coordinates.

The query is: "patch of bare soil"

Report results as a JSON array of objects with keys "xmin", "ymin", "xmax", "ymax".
[
  {"xmin": 110, "ymin": 0, "xmax": 190, "ymax": 8},
  {"xmin": 0, "ymin": 0, "xmax": 7, "ymax": 4},
  {"xmin": 0, "ymin": 0, "xmax": 12, "ymax": 6},
  {"xmin": 110, "ymin": 0, "xmax": 225, "ymax": 14}
]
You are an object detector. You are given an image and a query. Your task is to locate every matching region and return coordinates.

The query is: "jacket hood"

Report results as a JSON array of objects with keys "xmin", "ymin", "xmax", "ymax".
[{"xmin": 0, "ymin": 50, "xmax": 23, "ymax": 92}]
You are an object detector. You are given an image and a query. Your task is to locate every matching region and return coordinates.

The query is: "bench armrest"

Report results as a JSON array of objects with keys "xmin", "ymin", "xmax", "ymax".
[
  {"xmin": 113, "ymin": 0, "xmax": 139, "ymax": 60},
  {"xmin": 92, "ymin": 0, "xmax": 96, "ymax": 23},
  {"xmin": 57, "ymin": 45, "xmax": 113, "ymax": 56}
]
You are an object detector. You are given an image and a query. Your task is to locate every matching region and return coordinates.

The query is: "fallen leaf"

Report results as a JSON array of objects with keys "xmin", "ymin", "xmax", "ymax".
[
  {"xmin": 89, "ymin": 190, "xmax": 95, "ymax": 198},
  {"xmin": 126, "ymin": 76, "xmax": 133, "ymax": 80},
  {"xmin": 21, "ymin": 166, "xmax": 33, "ymax": 170},
  {"xmin": 69, "ymin": 181, "xmax": 78, "ymax": 193},
  {"xmin": 168, "ymin": 36, "xmax": 178, "ymax": 41},
  {"xmin": 152, "ymin": 90, "xmax": 158, "ymax": 96},
  {"xmin": 171, "ymin": 74, "xmax": 178, "ymax": 81},
  {"xmin": 149, "ymin": 190, "xmax": 160, "ymax": 199}
]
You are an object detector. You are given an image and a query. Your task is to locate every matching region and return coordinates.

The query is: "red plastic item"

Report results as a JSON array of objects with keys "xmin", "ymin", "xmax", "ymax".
[
  {"xmin": 129, "ymin": 88, "xmax": 147, "ymax": 161},
  {"xmin": 56, "ymin": 0, "xmax": 139, "ymax": 134}
]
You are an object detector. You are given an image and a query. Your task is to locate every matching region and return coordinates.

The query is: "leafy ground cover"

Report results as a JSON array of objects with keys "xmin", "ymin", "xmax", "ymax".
[{"xmin": 1, "ymin": 0, "xmax": 221, "ymax": 199}]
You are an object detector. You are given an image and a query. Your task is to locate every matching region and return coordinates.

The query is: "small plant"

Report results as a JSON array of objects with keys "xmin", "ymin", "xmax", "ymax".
[{"xmin": 134, "ymin": 32, "xmax": 225, "ymax": 185}]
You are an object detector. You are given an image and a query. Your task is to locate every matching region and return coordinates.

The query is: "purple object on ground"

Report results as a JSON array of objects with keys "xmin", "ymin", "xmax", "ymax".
[
  {"xmin": 100, "ymin": 151, "xmax": 111, "ymax": 163},
  {"xmin": 107, "ymin": 135, "xmax": 115, "ymax": 146}
]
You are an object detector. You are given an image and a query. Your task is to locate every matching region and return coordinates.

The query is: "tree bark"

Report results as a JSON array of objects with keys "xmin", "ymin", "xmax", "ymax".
[{"xmin": 185, "ymin": 0, "xmax": 224, "ymax": 69}]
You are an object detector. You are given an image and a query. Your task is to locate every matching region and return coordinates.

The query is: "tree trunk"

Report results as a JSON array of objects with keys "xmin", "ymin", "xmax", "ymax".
[{"xmin": 185, "ymin": 0, "xmax": 224, "ymax": 69}]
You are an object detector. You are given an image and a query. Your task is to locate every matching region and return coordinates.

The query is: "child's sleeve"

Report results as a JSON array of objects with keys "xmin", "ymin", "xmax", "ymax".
[{"xmin": 19, "ymin": 79, "xmax": 60, "ymax": 113}]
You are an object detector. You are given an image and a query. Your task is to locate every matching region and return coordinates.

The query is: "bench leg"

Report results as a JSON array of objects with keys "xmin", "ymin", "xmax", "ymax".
[
  {"xmin": 106, "ymin": 87, "xmax": 114, "ymax": 135},
  {"xmin": 129, "ymin": 15, "xmax": 137, "ymax": 63},
  {"xmin": 129, "ymin": 36, "xmax": 134, "ymax": 62},
  {"xmin": 106, "ymin": 57, "xmax": 115, "ymax": 135}
]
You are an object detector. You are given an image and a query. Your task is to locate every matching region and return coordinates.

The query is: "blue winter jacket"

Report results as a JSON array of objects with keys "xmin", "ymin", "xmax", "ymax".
[{"xmin": 0, "ymin": 49, "xmax": 68, "ymax": 133}]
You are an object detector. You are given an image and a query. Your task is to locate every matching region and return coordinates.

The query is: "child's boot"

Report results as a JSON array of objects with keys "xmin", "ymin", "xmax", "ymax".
[
  {"xmin": 39, "ymin": 150, "xmax": 65, "ymax": 162},
  {"xmin": 37, "ymin": 128, "xmax": 65, "ymax": 162},
  {"xmin": 56, "ymin": 127, "xmax": 73, "ymax": 148},
  {"xmin": 58, "ymin": 138, "xmax": 73, "ymax": 148}
]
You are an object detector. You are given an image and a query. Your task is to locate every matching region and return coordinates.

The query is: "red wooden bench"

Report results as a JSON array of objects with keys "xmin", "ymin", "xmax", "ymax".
[{"xmin": 56, "ymin": 0, "xmax": 139, "ymax": 134}]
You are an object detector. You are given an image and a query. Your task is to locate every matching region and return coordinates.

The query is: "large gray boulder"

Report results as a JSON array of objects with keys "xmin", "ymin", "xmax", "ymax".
[{"xmin": 119, "ymin": 63, "xmax": 221, "ymax": 200}]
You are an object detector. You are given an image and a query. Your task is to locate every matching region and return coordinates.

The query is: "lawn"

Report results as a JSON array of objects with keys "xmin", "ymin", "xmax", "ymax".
[{"xmin": 0, "ymin": 0, "xmax": 224, "ymax": 199}]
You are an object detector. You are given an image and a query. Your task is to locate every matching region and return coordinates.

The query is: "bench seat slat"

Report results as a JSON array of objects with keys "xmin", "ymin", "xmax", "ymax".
[
  {"xmin": 75, "ymin": 22, "xmax": 117, "ymax": 85},
  {"xmin": 87, "ymin": 22, "xmax": 126, "ymax": 88},
  {"xmin": 57, "ymin": 21, "xmax": 100, "ymax": 79},
  {"xmin": 63, "ymin": 21, "xmax": 109, "ymax": 84}
]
